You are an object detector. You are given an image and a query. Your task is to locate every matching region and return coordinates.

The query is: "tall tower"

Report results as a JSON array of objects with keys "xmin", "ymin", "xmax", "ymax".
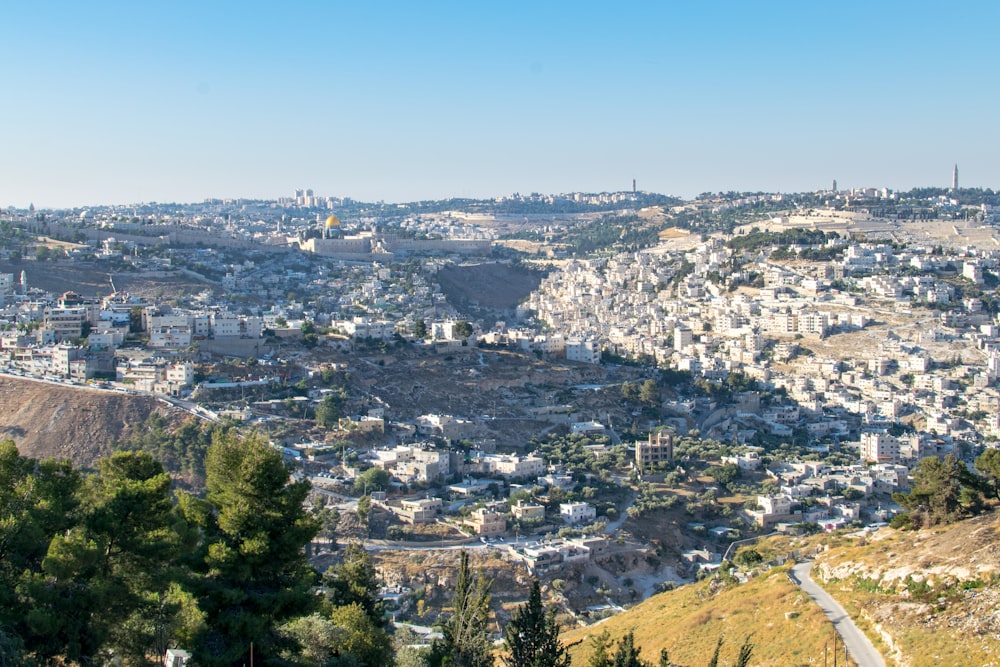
[
  {"xmin": 952, "ymin": 164, "xmax": 959, "ymax": 192},
  {"xmin": 832, "ymin": 179, "xmax": 837, "ymax": 193},
  {"xmin": 632, "ymin": 178, "xmax": 636, "ymax": 194}
]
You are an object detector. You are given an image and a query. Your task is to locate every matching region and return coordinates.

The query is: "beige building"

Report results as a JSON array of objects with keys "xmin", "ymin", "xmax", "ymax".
[
  {"xmin": 397, "ymin": 497, "xmax": 443, "ymax": 524},
  {"xmin": 510, "ymin": 500, "xmax": 546, "ymax": 522},
  {"xmin": 636, "ymin": 429, "xmax": 673, "ymax": 471},
  {"xmin": 465, "ymin": 507, "xmax": 506, "ymax": 536}
]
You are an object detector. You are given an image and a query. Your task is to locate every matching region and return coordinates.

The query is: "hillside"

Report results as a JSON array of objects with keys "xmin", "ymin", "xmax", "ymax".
[
  {"xmin": 435, "ymin": 262, "xmax": 545, "ymax": 316},
  {"xmin": 561, "ymin": 513, "xmax": 1000, "ymax": 667},
  {"xmin": 812, "ymin": 512, "xmax": 1000, "ymax": 667},
  {"xmin": 0, "ymin": 377, "xmax": 178, "ymax": 467},
  {"xmin": 0, "ymin": 259, "xmax": 214, "ymax": 299},
  {"xmin": 561, "ymin": 565, "xmax": 834, "ymax": 667}
]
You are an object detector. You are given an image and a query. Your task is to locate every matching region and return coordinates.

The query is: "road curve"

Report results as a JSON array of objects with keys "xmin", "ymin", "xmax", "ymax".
[{"xmin": 790, "ymin": 562, "xmax": 886, "ymax": 667}]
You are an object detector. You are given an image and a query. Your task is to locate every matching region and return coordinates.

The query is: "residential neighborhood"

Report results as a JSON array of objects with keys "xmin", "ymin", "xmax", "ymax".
[{"xmin": 1, "ymin": 184, "xmax": 999, "ymax": 616}]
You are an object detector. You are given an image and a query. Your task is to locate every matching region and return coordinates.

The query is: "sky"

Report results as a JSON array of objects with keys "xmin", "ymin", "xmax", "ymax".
[{"xmin": 2, "ymin": 1, "xmax": 999, "ymax": 209}]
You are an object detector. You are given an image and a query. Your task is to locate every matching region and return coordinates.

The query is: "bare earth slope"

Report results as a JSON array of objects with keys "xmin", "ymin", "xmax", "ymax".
[
  {"xmin": 435, "ymin": 262, "xmax": 544, "ymax": 315},
  {"xmin": 0, "ymin": 377, "xmax": 171, "ymax": 467},
  {"xmin": 0, "ymin": 260, "xmax": 213, "ymax": 299}
]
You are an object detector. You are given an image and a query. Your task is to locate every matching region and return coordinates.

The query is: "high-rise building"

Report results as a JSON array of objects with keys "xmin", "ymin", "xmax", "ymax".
[
  {"xmin": 952, "ymin": 164, "xmax": 959, "ymax": 191},
  {"xmin": 832, "ymin": 179, "xmax": 837, "ymax": 193}
]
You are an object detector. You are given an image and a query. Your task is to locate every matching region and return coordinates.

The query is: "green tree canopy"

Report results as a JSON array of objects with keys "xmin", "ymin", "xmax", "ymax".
[
  {"xmin": 353, "ymin": 467, "xmax": 390, "ymax": 496},
  {"xmin": 892, "ymin": 454, "xmax": 984, "ymax": 528},
  {"xmin": 324, "ymin": 542, "xmax": 385, "ymax": 626},
  {"xmin": 502, "ymin": 579, "xmax": 570, "ymax": 667},
  {"xmin": 186, "ymin": 432, "xmax": 320, "ymax": 665},
  {"xmin": 428, "ymin": 550, "xmax": 493, "ymax": 667}
]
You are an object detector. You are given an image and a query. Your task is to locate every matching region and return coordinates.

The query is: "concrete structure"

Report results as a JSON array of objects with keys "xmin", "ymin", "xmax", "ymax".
[
  {"xmin": 465, "ymin": 507, "xmax": 506, "ymax": 536},
  {"xmin": 559, "ymin": 501, "xmax": 597, "ymax": 525},
  {"xmin": 636, "ymin": 429, "xmax": 673, "ymax": 471},
  {"xmin": 397, "ymin": 497, "xmax": 443, "ymax": 524}
]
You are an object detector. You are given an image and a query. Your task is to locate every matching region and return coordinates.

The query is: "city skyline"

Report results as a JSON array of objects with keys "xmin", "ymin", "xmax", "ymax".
[{"xmin": 3, "ymin": 1, "xmax": 999, "ymax": 209}]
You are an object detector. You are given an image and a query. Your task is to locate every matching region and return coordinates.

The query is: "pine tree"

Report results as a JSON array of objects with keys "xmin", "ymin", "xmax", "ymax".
[
  {"xmin": 611, "ymin": 630, "xmax": 647, "ymax": 667},
  {"xmin": 586, "ymin": 630, "xmax": 613, "ymax": 667},
  {"xmin": 733, "ymin": 635, "xmax": 754, "ymax": 667},
  {"xmin": 428, "ymin": 550, "xmax": 493, "ymax": 667},
  {"xmin": 502, "ymin": 579, "xmax": 571, "ymax": 667},
  {"xmin": 325, "ymin": 541, "xmax": 385, "ymax": 626},
  {"xmin": 706, "ymin": 636, "xmax": 723, "ymax": 667},
  {"xmin": 186, "ymin": 432, "xmax": 320, "ymax": 665}
]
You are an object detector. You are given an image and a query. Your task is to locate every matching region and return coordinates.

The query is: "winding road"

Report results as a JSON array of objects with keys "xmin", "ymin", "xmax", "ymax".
[{"xmin": 790, "ymin": 562, "xmax": 886, "ymax": 667}]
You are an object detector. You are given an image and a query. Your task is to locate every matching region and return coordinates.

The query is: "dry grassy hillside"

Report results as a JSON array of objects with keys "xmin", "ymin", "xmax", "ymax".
[
  {"xmin": 812, "ymin": 512, "xmax": 1000, "ymax": 667},
  {"xmin": 0, "ymin": 377, "xmax": 176, "ymax": 467},
  {"xmin": 560, "ymin": 514, "xmax": 1000, "ymax": 667},
  {"xmin": 561, "ymin": 566, "xmax": 834, "ymax": 667}
]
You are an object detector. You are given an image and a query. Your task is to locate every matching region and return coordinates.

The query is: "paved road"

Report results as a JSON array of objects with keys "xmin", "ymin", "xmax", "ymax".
[{"xmin": 790, "ymin": 562, "xmax": 886, "ymax": 667}]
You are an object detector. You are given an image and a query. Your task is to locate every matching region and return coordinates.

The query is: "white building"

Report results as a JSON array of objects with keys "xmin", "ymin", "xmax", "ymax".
[{"xmin": 559, "ymin": 501, "xmax": 597, "ymax": 525}]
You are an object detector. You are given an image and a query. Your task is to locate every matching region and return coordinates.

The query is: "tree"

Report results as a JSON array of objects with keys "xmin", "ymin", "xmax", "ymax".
[
  {"xmin": 706, "ymin": 463, "xmax": 739, "ymax": 491},
  {"xmin": 585, "ymin": 630, "xmax": 651, "ymax": 667},
  {"xmin": 0, "ymin": 442, "xmax": 82, "ymax": 663},
  {"xmin": 502, "ymin": 580, "xmax": 570, "ymax": 667},
  {"xmin": 621, "ymin": 381, "xmax": 638, "ymax": 402},
  {"xmin": 356, "ymin": 495, "xmax": 372, "ymax": 531},
  {"xmin": 16, "ymin": 450, "xmax": 185, "ymax": 664},
  {"xmin": 638, "ymin": 380, "xmax": 659, "ymax": 406},
  {"xmin": 129, "ymin": 306, "xmax": 145, "ymax": 333},
  {"xmin": 81, "ymin": 451, "xmax": 184, "ymax": 662},
  {"xmin": 414, "ymin": 318, "xmax": 428, "ymax": 339},
  {"xmin": 428, "ymin": 550, "xmax": 493, "ymax": 667},
  {"xmin": 353, "ymin": 467, "xmax": 390, "ymax": 496},
  {"xmin": 586, "ymin": 631, "xmax": 613, "ymax": 667},
  {"xmin": 187, "ymin": 432, "xmax": 320, "ymax": 665},
  {"xmin": 732, "ymin": 635, "xmax": 755, "ymax": 667},
  {"xmin": 325, "ymin": 542, "xmax": 384, "ymax": 626},
  {"xmin": 454, "ymin": 321, "xmax": 474, "ymax": 340},
  {"xmin": 892, "ymin": 454, "xmax": 983, "ymax": 527},
  {"xmin": 975, "ymin": 448, "xmax": 1000, "ymax": 501},
  {"xmin": 610, "ymin": 630, "xmax": 648, "ymax": 667},
  {"xmin": 328, "ymin": 602, "xmax": 394, "ymax": 667},
  {"xmin": 316, "ymin": 391, "xmax": 345, "ymax": 428}
]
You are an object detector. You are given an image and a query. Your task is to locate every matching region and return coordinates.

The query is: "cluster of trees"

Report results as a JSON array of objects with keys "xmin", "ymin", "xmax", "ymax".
[
  {"xmin": 627, "ymin": 482, "xmax": 680, "ymax": 518},
  {"xmin": 891, "ymin": 451, "xmax": 1000, "ymax": 529},
  {"xmin": 621, "ymin": 380, "xmax": 660, "ymax": 406},
  {"xmin": 119, "ymin": 414, "xmax": 215, "ymax": 488},
  {"xmin": 429, "ymin": 553, "xmax": 752, "ymax": 667},
  {"xmin": 0, "ymin": 434, "xmax": 330, "ymax": 665},
  {"xmin": 726, "ymin": 228, "xmax": 833, "ymax": 253}
]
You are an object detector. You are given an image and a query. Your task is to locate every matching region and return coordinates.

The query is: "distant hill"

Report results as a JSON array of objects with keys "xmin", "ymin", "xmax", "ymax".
[
  {"xmin": 561, "ymin": 512, "xmax": 1000, "ymax": 667},
  {"xmin": 0, "ymin": 377, "xmax": 178, "ymax": 468}
]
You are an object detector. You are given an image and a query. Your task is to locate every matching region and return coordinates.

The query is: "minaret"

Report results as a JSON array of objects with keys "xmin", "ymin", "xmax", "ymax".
[
  {"xmin": 19, "ymin": 270, "xmax": 27, "ymax": 295},
  {"xmin": 952, "ymin": 164, "xmax": 959, "ymax": 192}
]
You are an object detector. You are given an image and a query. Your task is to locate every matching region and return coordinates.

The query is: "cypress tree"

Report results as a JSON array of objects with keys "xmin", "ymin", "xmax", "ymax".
[{"xmin": 502, "ymin": 579, "xmax": 571, "ymax": 667}]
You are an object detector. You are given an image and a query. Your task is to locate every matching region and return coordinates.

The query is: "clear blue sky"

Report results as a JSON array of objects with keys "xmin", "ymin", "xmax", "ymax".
[{"xmin": 3, "ymin": 1, "xmax": 998, "ymax": 208}]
